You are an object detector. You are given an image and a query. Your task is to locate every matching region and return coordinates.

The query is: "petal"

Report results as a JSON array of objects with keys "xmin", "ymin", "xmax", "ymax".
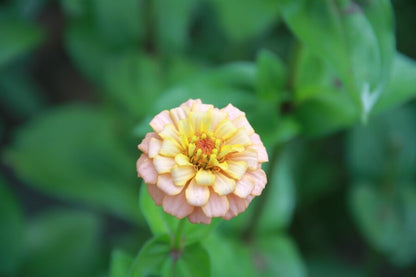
[
  {"xmin": 185, "ymin": 179, "xmax": 210, "ymax": 206},
  {"xmin": 249, "ymin": 169, "xmax": 267, "ymax": 196},
  {"xmin": 153, "ymin": 155, "xmax": 176, "ymax": 174},
  {"xmin": 202, "ymin": 190, "xmax": 229, "ymax": 217},
  {"xmin": 171, "ymin": 165, "xmax": 196, "ymax": 186},
  {"xmin": 181, "ymin": 99, "xmax": 202, "ymax": 109},
  {"xmin": 146, "ymin": 183, "xmax": 165, "ymax": 205},
  {"xmin": 150, "ymin": 110, "xmax": 174, "ymax": 133},
  {"xmin": 148, "ymin": 138, "xmax": 162, "ymax": 158},
  {"xmin": 170, "ymin": 107, "xmax": 189, "ymax": 126},
  {"xmin": 233, "ymin": 115, "xmax": 254, "ymax": 135},
  {"xmin": 226, "ymin": 128, "xmax": 252, "ymax": 146},
  {"xmin": 250, "ymin": 133, "xmax": 269, "ymax": 162},
  {"xmin": 175, "ymin": 154, "xmax": 192, "ymax": 166},
  {"xmin": 234, "ymin": 174, "xmax": 255, "ymax": 198},
  {"xmin": 159, "ymin": 124, "xmax": 181, "ymax": 143},
  {"xmin": 215, "ymin": 120, "xmax": 237, "ymax": 140},
  {"xmin": 222, "ymin": 194, "xmax": 248, "ymax": 220},
  {"xmin": 159, "ymin": 138, "xmax": 182, "ymax": 157},
  {"xmin": 137, "ymin": 155, "xmax": 158, "ymax": 184},
  {"xmin": 222, "ymin": 104, "xmax": 244, "ymax": 120},
  {"xmin": 188, "ymin": 208, "xmax": 212, "ymax": 224},
  {"xmin": 138, "ymin": 132, "xmax": 158, "ymax": 154},
  {"xmin": 195, "ymin": 169, "xmax": 215, "ymax": 186},
  {"xmin": 157, "ymin": 174, "xmax": 184, "ymax": 195},
  {"xmin": 229, "ymin": 148, "xmax": 258, "ymax": 170},
  {"xmin": 210, "ymin": 109, "xmax": 227, "ymax": 130},
  {"xmin": 191, "ymin": 101, "xmax": 213, "ymax": 112},
  {"xmin": 191, "ymin": 111, "xmax": 207, "ymax": 134},
  {"xmin": 163, "ymin": 190, "xmax": 194, "ymax": 219},
  {"xmin": 213, "ymin": 172, "xmax": 236, "ymax": 196},
  {"xmin": 178, "ymin": 118, "xmax": 195, "ymax": 138},
  {"xmin": 223, "ymin": 161, "xmax": 248, "ymax": 180}
]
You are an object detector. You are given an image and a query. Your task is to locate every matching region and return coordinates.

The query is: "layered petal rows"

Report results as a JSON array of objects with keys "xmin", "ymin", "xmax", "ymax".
[{"xmin": 137, "ymin": 99, "xmax": 268, "ymax": 224}]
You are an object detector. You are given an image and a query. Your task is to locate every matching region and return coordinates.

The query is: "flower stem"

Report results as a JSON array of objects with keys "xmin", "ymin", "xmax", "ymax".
[{"xmin": 173, "ymin": 219, "xmax": 186, "ymax": 250}]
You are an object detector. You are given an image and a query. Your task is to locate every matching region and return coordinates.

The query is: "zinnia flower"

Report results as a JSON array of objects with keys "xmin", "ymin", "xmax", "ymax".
[{"xmin": 137, "ymin": 99, "xmax": 268, "ymax": 224}]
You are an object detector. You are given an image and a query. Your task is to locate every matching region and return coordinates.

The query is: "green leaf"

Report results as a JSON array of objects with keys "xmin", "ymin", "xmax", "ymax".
[
  {"xmin": 110, "ymin": 250, "xmax": 134, "ymax": 277},
  {"xmin": 349, "ymin": 184, "xmax": 416, "ymax": 267},
  {"xmin": 0, "ymin": 18, "xmax": 44, "ymax": 68},
  {"xmin": 0, "ymin": 177, "xmax": 24, "ymax": 276},
  {"xmin": 257, "ymin": 146, "xmax": 296, "ymax": 233},
  {"xmin": 255, "ymin": 235, "xmax": 306, "ymax": 277},
  {"xmin": 5, "ymin": 105, "xmax": 140, "ymax": 223},
  {"xmin": 210, "ymin": 0, "xmax": 279, "ymax": 41},
  {"xmin": 256, "ymin": 49, "xmax": 287, "ymax": 103},
  {"xmin": 282, "ymin": 0, "xmax": 395, "ymax": 119},
  {"xmin": 21, "ymin": 210, "xmax": 102, "ymax": 277},
  {"xmin": 140, "ymin": 185, "xmax": 219, "ymax": 245},
  {"xmin": 307, "ymin": 256, "xmax": 365, "ymax": 277},
  {"xmin": 347, "ymin": 105, "xmax": 416, "ymax": 182},
  {"xmin": 154, "ymin": 0, "xmax": 196, "ymax": 55},
  {"xmin": 169, "ymin": 243, "xmax": 210, "ymax": 277},
  {"xmin": 91, "ymin": 0, "xmax": 144, "ymax": 46}
]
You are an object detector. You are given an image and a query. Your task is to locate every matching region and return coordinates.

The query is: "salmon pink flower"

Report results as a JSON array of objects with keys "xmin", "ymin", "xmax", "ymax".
[{"xmin": 137, "ymin": 99, "xmax": 268, "ymax": 224}]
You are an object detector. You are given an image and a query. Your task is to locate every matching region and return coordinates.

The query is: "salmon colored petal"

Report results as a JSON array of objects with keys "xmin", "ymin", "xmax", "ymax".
[
  {"xmin": 234, "ymin": 174, "xmax": 255, "ymax": 198},
  {"xmin": 210, "ymin": 109, "xmax": 227, "ymax": 130},
  {"xmin": 191, "ymin": 101, "xmax": 213, "ymax": 112},
  {"xmin": 138, "ymin": 132, "xmax": 158, "ymax": 154},
  {"xmin": 202, "ymin": 190, "xmax": 229, "ymax": 217},
  {"xmin": 226, "ymin": 128, "xmax": 252, "ymax": 146},
  {"xmin": 137, "ymin": 155, "xmax": 158, "ymax": 184},
  {"xmin": 150, "ymin": 110, "xmax": 174, "ymax": 133},
  {"xmin": 222, "ymin": 194, "xmax": 248, "ymax": 220},
  {"xmin": 195, "ymin": 169, "xmax": 215, "ymax": 186},
  {"xmin": 233, "ymin": 115, "xmax": 254, "ymax": 135},
  {"xmin": 222, "ymin": 104, "xmax": 244, "ymax": 120},
  {"xmin": 157, "ymin": 174, "xmax": 183, "ymax": 195},
  {"xmin": 163, "ymin": 190, "xmax": 194, "ymax": 219},
  {"xmin": 249, "ymin": 169, "xmax": 267, "ymax": 196},
  {"xmin": 250, "ymin": 133, "xmax": 269, "ymax": 162},
  {"xmin": 180, "ymin": 99, "xmax": 202, "ymax": 109},
  {"xmin": 148, "ymin": 138, "xmax": 162, "ymax": 158},
  {"xmin": 223, "ymin": 161, "xmax": 248, "ymax": 180},
  {"xmin": 146, "ymin": 183, "xmax": 165, "ymax": 205},
  {"xmin": 185, "ymin": 179, "xmax": 210, "ymax": 206},
  {"xmin": 153, "ymin": 156, "xmax": 176, "ymax": 174},
  {"xmin": 170, "ymin": 107, "xmax": 189, "ymax": 126},
  {"xmin": 213, "ymin": 172, "xmax": 236, "ymax": 196},
  {"xmin": 188, "ymin": 208, "xmax": 212, "ymax": 224},
  {"xmin": 229, "ymin": 148, "xmax": 258, "ymax": 170},
  {"xmin": 159, "ymin": 124, "xmax": 180, "ymax": 143},
  {"xmin": 171, "ymin": 165, "xmax": 196, "ymax": 186},
  {"xmin": 159, "ymin": 138, "xmax": 182, "ymax": 157}
]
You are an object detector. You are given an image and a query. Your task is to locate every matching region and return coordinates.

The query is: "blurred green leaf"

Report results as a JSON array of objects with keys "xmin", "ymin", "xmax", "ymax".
[
  {"xmin": 91, "ymin": 0, "xmax": 144, "ymax": 46},
  {"xmin": 210, "ymin": 0, "xmax": 279, "ymax": 41},
  {"xmin": 6, "ymin": 105, "xmax": 140, "ymax": 223},
  {"xmin": 256, "ymin": 49, "xmax": 286, "ymax": 103},
  {"xmin": 307, "ymin": 256, "xmax": 365, "ymax": 277},
  {"xmin": 140, "ymin": 184, "xmax": 219, "ymax": 245},
  {"xmin": 168, "ymin": 243, "xmax": 210, "ymax": 277},
  {"xmin": 257, "ymin": 147, "xmax": 296, "ymax": 233},
  {"xmin": 110, "ymin": 250, "xmax": 134, "ymax": 277},
  {"xmin": 154, "ymin": 0, "xmax": 196, "ymax": 55},
  {"xmin": 60, "ymin": 0, "xmax": 89, "ymax": 17},
  {"xmin": 0, "ymin": 18, "xmax": 44, "ymax": 68},
  {"xmin": 347, "ymin": 106, "xmax": 416, "ymax": 182},
  {"xmin": 21, "ymin": 210, "xmax": 102, "ymax": 277},
  {"xmin": 349, "ymin": 184, "xmax": 416, "ymax": 267},
  {"xmin": 282, "ymin": 0, "xmax": 395, "ymax": 119},
  {"xmin": 203, "ymin": 234, "xmax": 257, "ymax": 277},
  {"xmin": 255, "ymin": 235, "xmax": 306, "ymax": 277},
  {"xmin": 0, "ymin": 177, "xmax": 24, "ymax": 276}
]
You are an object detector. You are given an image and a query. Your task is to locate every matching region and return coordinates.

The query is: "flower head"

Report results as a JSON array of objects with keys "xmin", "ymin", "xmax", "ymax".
[{"xmin": 137, "ymin": 99, "xmax": 268, "ymax": 224}]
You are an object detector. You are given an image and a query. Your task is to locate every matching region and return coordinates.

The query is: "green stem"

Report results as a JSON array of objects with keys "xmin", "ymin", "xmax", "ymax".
[{"xmin": 173, "ymin": 219, "xmax": 186, "ymax": 250}]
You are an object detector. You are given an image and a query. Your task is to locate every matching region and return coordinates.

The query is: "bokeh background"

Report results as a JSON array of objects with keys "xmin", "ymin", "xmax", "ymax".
[{"xmin": 1, "ymin": 0, "xmax": 416, "ymax": 276}]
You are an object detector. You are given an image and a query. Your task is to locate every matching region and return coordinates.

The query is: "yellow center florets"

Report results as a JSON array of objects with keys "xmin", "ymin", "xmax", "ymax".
[{"xmin": 187, "ymin": 132, "xmax": 222, "ymax": 170}]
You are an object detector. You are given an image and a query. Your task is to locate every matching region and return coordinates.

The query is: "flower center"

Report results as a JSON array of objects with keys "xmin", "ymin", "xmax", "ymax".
[
  {"xmin": 188, "ymin": 133, "xmax": 221, "ymax": 170},
  {"xmin": 195, "ymin": 137, "xmax": 215, "ymax": 155}
]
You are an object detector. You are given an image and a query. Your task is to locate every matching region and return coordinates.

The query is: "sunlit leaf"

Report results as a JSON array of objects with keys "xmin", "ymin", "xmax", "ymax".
[{"xmin": 109, "ymin": 250, "xmax": 134, "ymax": 277}]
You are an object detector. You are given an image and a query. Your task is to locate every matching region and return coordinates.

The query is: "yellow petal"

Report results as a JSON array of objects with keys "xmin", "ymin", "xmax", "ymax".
[
  {"xmin": 171, "ymin": 165, "xmax": 196, "ymax": 186},
  {"xmin": 148, "ymin": 138, "xmax": 162, "ymax": 158},
  {"xmin": 229, "ymin": 148, "xmax": 258, "ymax": 170},
  {"xmin": 175, "ymin": 153, "xmax": 192, "ymax": 166},
  {"xmin": 215, "ymin": 120, "xmax": 237, "ymax": 140},
  {"xmin": 210, "ymin": 109, "xmax": 227, "ymax": 130},
  {"xmin": 185, "ymin": 179, "xmax": 210, "ymax": 206},
  {"xmin": 153, "ymin": 156, "xmax": 176, "ymax": 174},
  {"xmin": 191, "ymin": 111, "xmax": 206, "ymax": 133},
  {"xmin": 178, "ymin": 118, "xmax": 194, "ymax": 138},
  {"xmin": 226, "ymin": 128, "xmax": 252, "ymax": 146},
  {"xmin": 195, "ymin": 169, "xmax": 215, "ymax": 186},
  {"xmin": 223, "ymin": 161, "xmax": 248, "ymax": 180},
  {"xmin": 213, "ymin": 172, "xmax": 236, "ymax": 195},
  {"xmin": 159, "ymin": 138, "xmax": 182, "ymax": 157},
  {"xmin": 159, "ymin": 124, "xmax": 180, "ymax": 142}
]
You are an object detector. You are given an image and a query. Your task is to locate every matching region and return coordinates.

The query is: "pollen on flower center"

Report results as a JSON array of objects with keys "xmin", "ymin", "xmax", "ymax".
[
  {"xmin": 187, "ymin": 133, "xmax": 222, "ymax": 170},
  {"xmin": 195, "ymin": 137, "xmax": 215, "ymax": 154}
]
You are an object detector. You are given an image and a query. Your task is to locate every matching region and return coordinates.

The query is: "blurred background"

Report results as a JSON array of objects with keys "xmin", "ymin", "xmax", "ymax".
[{"xmin": 1, "ymin": 0, "xmax": 416, "ymax": 276}]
